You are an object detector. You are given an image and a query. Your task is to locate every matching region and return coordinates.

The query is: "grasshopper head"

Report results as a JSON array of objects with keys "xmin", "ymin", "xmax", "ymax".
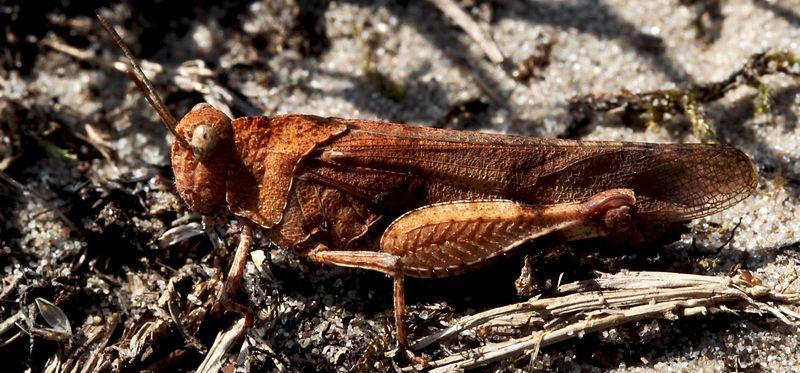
[
  {"xmin": 171, "ymin": 104, "xmax": 234, "ymax": 215},
  {"xmin": 98, "ymin": 16, "xmax": 234, "ymax": 216}
]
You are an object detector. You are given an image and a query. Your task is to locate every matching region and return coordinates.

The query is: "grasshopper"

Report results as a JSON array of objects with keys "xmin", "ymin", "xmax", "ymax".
[{"xmin": 98, "ymin": 15, "xmax": 757, "ymax": 362}]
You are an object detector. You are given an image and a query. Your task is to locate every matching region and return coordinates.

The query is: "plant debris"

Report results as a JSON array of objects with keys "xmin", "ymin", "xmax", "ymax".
[
  {"xmin": 568, "ymin": 51, "xmax": 800, "ymax": 142},
  {"xmin": 408, "ymin": 269, "xmax": 800, "ymax": 371}
]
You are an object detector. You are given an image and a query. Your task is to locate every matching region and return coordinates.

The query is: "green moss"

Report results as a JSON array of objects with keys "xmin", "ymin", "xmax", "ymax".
[
  {"xmin": 681, "ymin": 94, "xmax": 717, "ymax": 143},
  {"xmin": 364, "ymin": 68, "xmax": 406, "ymax": 102},
  {"xmin": 753, "ymin": 80, "xmax": 774, "ymax": 114}
]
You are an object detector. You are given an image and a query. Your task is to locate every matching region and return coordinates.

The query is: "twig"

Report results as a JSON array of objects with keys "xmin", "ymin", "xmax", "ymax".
[
  {"xmin": 0, "ymin": 312, "xmax": 23, "ymax": 336},
  {"xmin": 692, "ymin": 216, "xmax": 743, "ymax": 254},
  {"xmin": 406, "ymin": 270, "xmax": 800, "ymax": 371},
  {"xmin": 41, "ymin": 37, "xmax": 121, "ymax": 71},
  {"xmin": 0, "ymin": 275, "xmax": 21, "ymax": 301},
  {"xmin": 429, "ymin": 0, "xmax": 505, "ymax": 64},
  {"xmin": 45, "ymin": 35, "xmax": 258, "ymax": 118}
]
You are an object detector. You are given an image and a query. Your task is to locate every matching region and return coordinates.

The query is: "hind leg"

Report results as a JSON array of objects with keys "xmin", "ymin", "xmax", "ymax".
[{"xmin": 308, "ymin": 249, "xmax": 423, "ymax": 363}]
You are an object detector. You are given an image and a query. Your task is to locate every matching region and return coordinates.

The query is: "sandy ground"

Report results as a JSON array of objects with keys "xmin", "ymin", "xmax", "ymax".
[{"xmin": 1, "ymin": 0, "xmax": 799, "ymax": 371}]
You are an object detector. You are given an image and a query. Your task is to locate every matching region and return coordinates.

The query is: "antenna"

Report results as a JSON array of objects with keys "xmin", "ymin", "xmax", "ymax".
[{"xmin": 97, "ymin": 15, "xmax": 188, "ymax": 146}]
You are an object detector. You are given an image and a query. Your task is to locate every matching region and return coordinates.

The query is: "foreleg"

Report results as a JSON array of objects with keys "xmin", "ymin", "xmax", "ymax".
[{"xmin": 217, "ymin": 222, "xmax": 255, "ymax": 329}]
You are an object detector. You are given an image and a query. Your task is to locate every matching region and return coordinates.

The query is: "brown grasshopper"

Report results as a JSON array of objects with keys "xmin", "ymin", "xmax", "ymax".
[{"xmin": 98, "ymin": 16, "xmax": 757, "ymax": 361}]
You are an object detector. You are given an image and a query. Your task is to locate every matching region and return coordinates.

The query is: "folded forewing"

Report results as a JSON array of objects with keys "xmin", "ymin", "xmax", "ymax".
[{"xmin": 316, "ymin": 120, "xmax": 756, "ymax": 222}]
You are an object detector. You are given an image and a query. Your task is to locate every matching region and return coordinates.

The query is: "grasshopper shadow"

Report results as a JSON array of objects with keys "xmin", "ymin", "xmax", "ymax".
[
  {"xmin": 753, "ymin": 0, "xmax": 800, "ymax": 28},
  {"xmin": 386, "ymin": 0, "xmax": 692, "ymax": 86},
  {"xmin": 305, "ymin": 61, "xmax": 453, "ymax": 126},
  {"xmin": 494, "ymin": 1, "xmax": 692, "ymax": 83},
  {"xmin": 714, "ymin": 85, "xmax": 800, "ymax": 202}
]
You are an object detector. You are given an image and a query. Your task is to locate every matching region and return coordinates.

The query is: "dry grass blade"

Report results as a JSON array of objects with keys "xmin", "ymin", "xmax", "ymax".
[
  {"xmin": 0, "ymin": 312, "xmax": 23, "ymax": 337},
  {"xmin": 407, "ymin": 270, "xmax": 800, "ymax": 372},
  {"xmin": 158, "ymin": 221, "xmax": 205, "ymax": 248},
  {"xmin": 59, "ymin": 312, "xmax": 119, "ymax": 372},
  {"xmin": 196, "ymin": 317, "xmax": 247, "ymax": 373},
  {"xmin": 428, "ymin": 0, "xmax": 505, "ymax": 64}
]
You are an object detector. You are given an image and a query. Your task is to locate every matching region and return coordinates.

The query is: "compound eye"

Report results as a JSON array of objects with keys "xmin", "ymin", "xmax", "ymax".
[
  {"xmin": 191, "ymin": 103, "xmax": 213, "ymax": 111},
  {"xmin": 191, "ymin": 124, "xmax": 219, "ymax": 161}
]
